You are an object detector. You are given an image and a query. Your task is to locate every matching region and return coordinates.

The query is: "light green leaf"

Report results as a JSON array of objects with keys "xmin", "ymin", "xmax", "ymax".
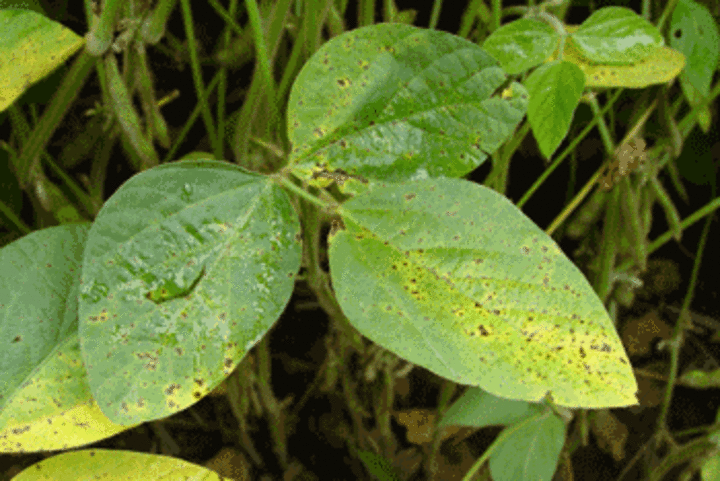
[
  {"xmin": 523, "ymin": 60, "xmax": 585, "ymax": 159},
  {"xmin": 482, "ymin": 18, "xmax": 559, "ymax": 75},
  {"xmin": 287, "ymin": 23, "xmax": 527, "ymax": 192},
  {"xmin": 329, "ymin": 178, "xmax": 638, "ymax": 408},
  {"xmin": 78, "ymin": 160, "xmax": 302, "ymax": 425},
  {"xmin": 570, "ymin": 6, "xmax": 664, "ymax": 65}
]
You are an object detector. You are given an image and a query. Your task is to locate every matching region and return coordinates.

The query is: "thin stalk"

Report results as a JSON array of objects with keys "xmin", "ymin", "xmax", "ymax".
[
  {"xmin": 15, "ymin": 50, "xmax": 96, "ymax": 188},
  {"xmin": 178, "ymin": 0, "xmax": 220, "ymax": 157}
]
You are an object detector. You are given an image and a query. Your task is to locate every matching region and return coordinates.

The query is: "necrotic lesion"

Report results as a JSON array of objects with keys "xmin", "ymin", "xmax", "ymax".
[{"xmin": 145, "ymin": 267, "xmax": 206, "ymax": 304}]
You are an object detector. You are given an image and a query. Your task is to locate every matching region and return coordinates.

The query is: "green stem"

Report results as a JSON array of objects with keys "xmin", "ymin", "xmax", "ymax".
[
  {"xmin": 272, "ymin": 174, "xmax": 333, "ymax": 211},
  {"xmin": 244, "ymin": 0, "xmax": 279, "ymax": 137},
  {"xmin": 15, "ymin": 50, "xmax": 96, "ymax": 188},
  {"xmin": 179, "ymin": 0, "xmax": 220, "ymax": 157},
  {"xmin": 85, "ymin": 0, "xmax": 124, "ymax": 55},
  {"xmin": 255, "ymin": 334, "xmax": 288, "ymax": 469},
  {"xmin": 141, "ymin": 0, "xmax": 179, "ymax": 44},
  {"xmin": 518, "ymin": 88, "xmax": 624, "ymax": 212}
]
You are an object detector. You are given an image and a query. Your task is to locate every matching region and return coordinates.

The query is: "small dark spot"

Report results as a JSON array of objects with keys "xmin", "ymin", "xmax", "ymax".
[
  {"xmin": 224, "ymin": 358, "xmax": 233, "ymax": 368},
  {"xmin": 591, "ymin": 343, "xmax": 612, "ymax": 353},
  {"xmin": 12, "ymin": 335, "xmax": 22, "ymax": 343},
  {"xmin": 579, "ymin": 347, "xmax": 586, "ymax": 358},
  {"xmin": 478, "ymin": 325, "xmax": 489, "ymax": 336}
]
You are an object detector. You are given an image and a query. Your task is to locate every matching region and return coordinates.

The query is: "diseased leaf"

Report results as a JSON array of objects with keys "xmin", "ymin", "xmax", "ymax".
[
  {"xmin": 78, "ymin": 159, "xmax": 302, "ymax": 425},
  {"xmin": 0, "ymin": 224, "xmax": 136, "ymax": 452},
  {"xmin": 482, "ymin": 18, "xmax": 558, "ymax": 75},
  {"xmin": 287, "ymin": 23, "xmax": 528, "ymax": 193},
  {"xmin": 0, "ymin": 9, "xmax": 84, "ymax": 112},
  {"xmin": 12, "ymin": 449, "xmax": 225, "ymax": 480},
  {"xmin": 546, "ymin": 26, "xmax": 685, "ymax": 88},
  {"xmin": 329, "ymin": 178, "xmax": 638, "ymax": 408},
  {"xmin": 571, "ymin": 7, "xmax": 664, "ymax": 66}
]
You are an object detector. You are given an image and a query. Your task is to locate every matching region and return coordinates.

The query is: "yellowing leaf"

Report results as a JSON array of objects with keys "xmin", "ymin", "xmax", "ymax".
[
  {"xmin": 0, "ymin": 224, "xmax": 135, "ymax": 452},
  {"xmin": 329, "ymin": 178, "xmax": 638, "ymax": 408},
  {"xmin": 546, "ymin": 26, "xmax": 685, "ymax": 88},
  {"xmin": 12, "ymin": 449, "xmax": 226, "ymax": 480},
  {"xmin": 0, "ymin": 9, "xmax": 84, "ymax": 112}
]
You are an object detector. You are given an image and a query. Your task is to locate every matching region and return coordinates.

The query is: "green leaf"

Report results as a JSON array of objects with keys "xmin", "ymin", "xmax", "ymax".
[
  {"xmin": 329, "ymin": 178, "xmax": 637, "ymax": 408},
  {"xmin": 0, "ymin": 224, "xmax": 136, "ymax": 452},
  {"xmin": 78, "ymin": 160, "xmax": 302, "ymax": 425},
  {"xmin": 0, "ymin": 9, "xmax": 83, "ymax": 112},
  {"xmin": 482, "ymin": 18, "xmax": 559, "ymax": 75},
  {"xmin": 670, "ymin": 0, "xmax": 719, "ymax": 111},
  {"xmin": 287, "ymin": 23, "xmax": 528, "ymax": 193},
  {"xmin": 439, "ymin": 388, "xmax": 544, "ymax": 429},
  {"xmin": 570, "ymin": 6, "xmax": 665, "ymax": 66},
  {"xmin": 523, "ymin": 60, "xmax": 585, "ymax": 159},
  {"xmin": 356, "ymin": 449, "xmax": 401, "ymax": 481},
  {"xmin": 489, "ymin": 410, "xmax": 565, "ymax": 481},
  {"xmin": 680, "ymin": 369, "xmax": 720, "ymax": 389}
]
